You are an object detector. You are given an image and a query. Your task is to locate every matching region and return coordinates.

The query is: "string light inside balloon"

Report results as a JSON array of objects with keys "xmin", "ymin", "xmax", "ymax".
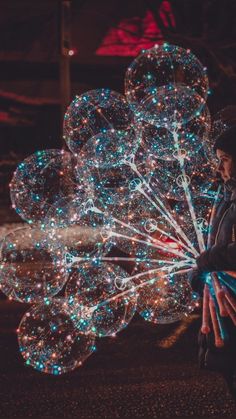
[{"xmin": 2, "ymin": 43, "xmax": 233, "ymax": 375}]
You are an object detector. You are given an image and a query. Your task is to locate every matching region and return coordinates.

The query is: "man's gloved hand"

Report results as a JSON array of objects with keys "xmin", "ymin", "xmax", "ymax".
[{"xmin": 188, "ymin": 268, "xmax": 206, "ymax": 297}]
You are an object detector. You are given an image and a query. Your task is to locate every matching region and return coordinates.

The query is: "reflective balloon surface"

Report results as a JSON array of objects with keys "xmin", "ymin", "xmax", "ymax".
[{"xmin": 18, "ymin": 299, "xmax": 95, "ymax": 375}]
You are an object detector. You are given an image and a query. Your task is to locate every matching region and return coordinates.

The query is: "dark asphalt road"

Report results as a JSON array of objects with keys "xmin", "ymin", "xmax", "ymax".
[
  {"xmin": 0, "ymin": 301, "xmax": 236, "ymax": 418},
  {"xmin": 0, "ymin": 209, "xmax": 235, "ymax": 417}
]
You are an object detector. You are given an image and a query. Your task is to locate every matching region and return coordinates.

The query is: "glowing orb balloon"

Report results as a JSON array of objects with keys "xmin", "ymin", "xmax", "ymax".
[
  {"xmin": 75, "ymin": 146, "xmax": 151, "ymax": 215},
  {"xmin": 109, "ymin": 181, "xmax": 197, "ymax": 266},
  {"xmin": 148, "ymin": 153, "xmax": 216, "ymax": 200},
  {"xmin": 136, "ymin": 271, "xmax": 199, "ymax": 324},
  {"xmin": 44, "ymin": 195, "xmax": 114, "ymax": 262},
  {"xmin": 18, "ymin": 299, "xmax": 95, "ymax": 375},
  {"xmin": 125, "ymin": 43, "xmax": 209, "ymax": 124},
  {"xmin": 172, "ymin": 196, "xmax": 213, "ymax": 252},
  {"xmin": 0, "ymin": 265, "xmax": 21, "ymax": 301},
  {"xmin": 65, "ymin": 262, "xmax": 137, "ymax": 337},
  {"xmin": 136, "ymin": 103, "xmax": 211, "ymax": 161},
  {"xmin": 107, "ymin": 188, "xmax": 167, "ymax": 258},
  {"xmin": 132, "ymin": 85, "xmax": 206, "ymax": 129},
  {"xmin": 5, "ymin": 42, "xmax": 227, "ymax": 375},
  {"xmin": 0, "ymin": 227, "xmax": 67, "ymax": 303},
  {"xmin": 78, "ymin": 128, "xmax": 138, "ymax": 170},
  {"xmin": 10, "ymin": 149, "xmax": 78, "ymax": 224},
  {"xmin": 64, "ymin": 88, "xmax": 138, "ymax": 160}
]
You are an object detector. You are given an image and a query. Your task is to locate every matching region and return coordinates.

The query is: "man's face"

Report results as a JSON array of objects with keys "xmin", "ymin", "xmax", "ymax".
[{"xmin": 216, "ymin": 149, "xmax": 234, "ymax": 182}]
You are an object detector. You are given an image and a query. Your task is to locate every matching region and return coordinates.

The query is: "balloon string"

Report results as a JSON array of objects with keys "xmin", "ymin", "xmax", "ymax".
[
  {"xmin": 86, "ymin": 267, "xmax": 193, "ymax": 314},
  {"xmin": 136, "ymin": 185, "xmax": 198, "ymax": 258},
  {"xmin": 109, "ymin": 230, "xmax": 190, "ymax": 260},
  {"xmin": 121, "ymin": 262, "xmax": 192, "ymax": 285},
  {"xmin": 65, "ymin": 253, "xmax": 193, "ymax": 267},
  {"xmin": 110, "ymin": 213, "xmax": 191, "ymax": 256},
  {"xmin": 90, "ymin": 202, "xmax": 194, "ymax": 259},
  {"xmin": 123, "ymin": 158, "xmax": 199, "ymax": 257},
  {"xmin": 172, "ymin": 130, "xmax": 205, "ymax": 253}
]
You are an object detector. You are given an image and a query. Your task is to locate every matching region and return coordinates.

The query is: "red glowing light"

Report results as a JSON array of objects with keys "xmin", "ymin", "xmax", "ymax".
[{"xmin": 96, "ymin": 2, "xmax": 175, "ymax": 57}]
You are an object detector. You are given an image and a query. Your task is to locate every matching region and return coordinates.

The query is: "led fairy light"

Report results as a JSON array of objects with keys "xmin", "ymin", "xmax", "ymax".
[
  {"xmin": 124, "ymin": 43, "xmax": 209, "ymax": 126},
  {"xmin": 2, "ymin": 43, "xmax": 235, "ymax": 375},
  {"xmin": 9, "ymin": 150, "xmax": 78, "ymax": 224},
  {"xmin": 18, "ymin": 298, "xmax": 96, "ymax": 375},
  {"xmin": 0, "ymin": 226, "xmax": 68, "ymax": 303},
  {"xmin": 63, "ymin": 88, "xmax": 139, "ymax": 160}
]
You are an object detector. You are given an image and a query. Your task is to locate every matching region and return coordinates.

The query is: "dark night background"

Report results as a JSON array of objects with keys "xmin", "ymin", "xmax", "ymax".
[
  {"xmin": 1, "ymin": 0, "xmax": 236, "ymax": 208},
  {"xmin": 1, "ymin": 1, "xmax": 236, "ymax": 417}
]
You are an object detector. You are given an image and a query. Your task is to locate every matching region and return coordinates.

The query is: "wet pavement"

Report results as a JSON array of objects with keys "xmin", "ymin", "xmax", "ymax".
[
  {"xmin": 0, "ymin": 215, "xmax": 236, "ymax": 418},
  {"xmin": 0, "ymin": 300, "xmax": 236, "ymax": 418}
]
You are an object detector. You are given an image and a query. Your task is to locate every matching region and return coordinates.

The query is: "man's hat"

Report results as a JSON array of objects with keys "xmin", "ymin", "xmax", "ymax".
[{"xmin": 214, "ymin": 125, "xmax": 236, "ymax": 157}]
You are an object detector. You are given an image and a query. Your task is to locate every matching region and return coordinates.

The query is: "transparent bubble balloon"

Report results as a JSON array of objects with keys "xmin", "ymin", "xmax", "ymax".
[
  {"xmin": 78, "ymin": 126, "xmax": 138, "ymax": 170},
  {"xmin": 146, "ymin": 140, "xmax": 216, "ymax": 200},
  {"xmin": 64, "ymin": 89, "xmax": 138, "ymax": 158},
  {"xmin": 109, "ymin": 188, "xmax": 164, "ymax": 258},
  {"xmin": 172, "ymin": 196, "xmax": 214, "ymax": 253},
  {"xmin": 44, "ymin": 194, "xmax": 85, "ymax": 230},
  {"xmin": 109, "ymin": 183, "xmax": 196, "ymax": 267},
  {"xmin": 136, "ymin": 103, "xmax": 211, "ymax": 161},
  {"xmin": 0, "ymin": 226, "xmax": 67, "ymax": 303},
  {"xmin": 18, "ymin": 299, "xmax": 96, "ymax": 375},
  {"xmin": 133, "ymin": 84, "xmax": 206, "ymax": 128},
  {"xmin": 75, "ymin": 156, "xmax": 132, "ymax": 209},
  {"xmin": 136, "ymin": 271, "xmax": 199, "ymax": 324},
  {"xmin": 0, "ymin": 264, "xmax": 22, "ymax": 301},
  {"xmin": 43, "ymin": 195, "xmax": 114, "ymax": 266},
  {"xmin": 125, "ymin": 44, "xmax": 209, "ymax": 123},
  {"xmin": 75, "ymin": 146, "xmax": 151, "ymax": 213},
  {"xmin": 10, "ymin": 149, "xmax": 78, "ymax": 224},
  {"xmin": 65, "ymin": 262, "xmax": 137, "ymax": 337}
]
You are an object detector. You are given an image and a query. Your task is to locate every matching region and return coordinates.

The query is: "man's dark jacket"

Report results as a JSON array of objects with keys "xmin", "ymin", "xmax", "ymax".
[
  {"xmin": 197, "ymin": 184, "xmax": 236, "ymax": 272},
  {"xmin": 194, "ymin": 183, "xmax": 236, "ymax": 376}
]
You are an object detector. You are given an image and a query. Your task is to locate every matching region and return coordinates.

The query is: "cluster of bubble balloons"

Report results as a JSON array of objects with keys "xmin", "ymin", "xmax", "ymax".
[{"xmin": 1, "ymin": 43, "xmax": 234, "ymax": 374}]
